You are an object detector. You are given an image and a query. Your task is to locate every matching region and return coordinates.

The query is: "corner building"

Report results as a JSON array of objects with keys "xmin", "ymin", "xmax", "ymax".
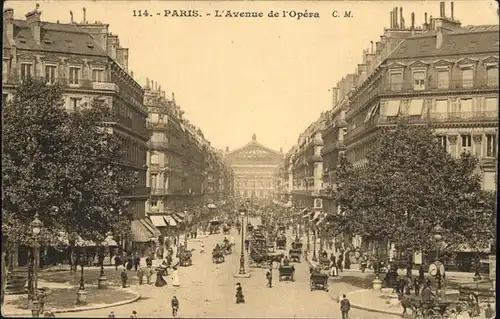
[{"xmin": 2, "ymin": 6, "xmax": 152, "ymax": 259}]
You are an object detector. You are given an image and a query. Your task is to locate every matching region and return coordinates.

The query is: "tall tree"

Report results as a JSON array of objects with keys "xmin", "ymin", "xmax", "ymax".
[
  {"xmin": 335, "ymin": 122, "xmax": 495, "ymax": 255},
  {"xmin": 2, "ymin": 78, "xmax": 134, "ymax": 251}
]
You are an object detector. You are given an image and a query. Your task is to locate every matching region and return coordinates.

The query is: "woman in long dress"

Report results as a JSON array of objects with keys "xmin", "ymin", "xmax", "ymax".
[
  {"xmin": 155, "ymin": 268, "xmax": 167, "ymax": 287},
  {"xmin": 172, "ymin": 267, "xmax": 180, "ymax": 287}
]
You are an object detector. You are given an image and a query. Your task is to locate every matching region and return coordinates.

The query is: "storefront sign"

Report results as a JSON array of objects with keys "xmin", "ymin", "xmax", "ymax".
[{"xmin": 414, "ymin": 251, "xmax": 423, "ymax": 265}]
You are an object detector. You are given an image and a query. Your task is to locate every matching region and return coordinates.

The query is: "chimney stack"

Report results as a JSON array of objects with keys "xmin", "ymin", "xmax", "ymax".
[
  {"xmin": 425, "ymin": 12, "xmax": 428, "ymax": 25},
  {"xmin": 82, "ymin": 7, "xmax": 87, "ymax": 23},
  {"xmin": 430, "ymin": 15, "xmax": 434, "ymax": 30},
  {"xmin": 393, "ymin": 7, "xmax": 398, "ymax": 28},
  {"xmin": 25, "ymin": 4, "xmax": 42, "ymax": 46},
  {"xmin": 400, "ymin": 7, "xmax": 403, "ymax": 28},
  {"xmin": 375, "ymin": 42, "xmax": 381, "ymax": 54},
  {"xmin": 370, "ymin": 41, "xmax": 374, "ymax": 53},
  {"xmin": 390, "ymin": 11, "xmax": 393, "ymax": 28},
  {"xmin": 411, "ymin": 12, "xmax": 415, "ymax": 29},
  {"xmin": 440, "ymin": 2, "xmax": 445, "ymax": 18},
  {"xmin": 451, "ymin": 2, "xmax": 454, "ymax": 20},
  {"xmin": 3, "ymin": 8, "xmax": 14, "ymax": 40},
  {"xmin": 70, "ymin": 10, "xmax": 74, "ymax": 23}
]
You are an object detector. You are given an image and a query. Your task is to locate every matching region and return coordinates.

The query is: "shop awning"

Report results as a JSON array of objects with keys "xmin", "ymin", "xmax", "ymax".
[
  {"xmin": 382, "ymin": 100, "xmax": 401, "ymax": 117},
  {"xmin": 164, "ymin": 215, "xmax": 178, "ymax": 226},
  {"xmin": 56, "ymin": 232, "xmax": 96, "ymax": 246},
  {"xmin": 149, "ymin": 215, "xmax": 168, "ymax": 227},
  {"xmin": 207, "ymin": 203, "xmax": 217, "ymax": 209},
  {"xmin": 131, "ymin": 219, "xmax": 160, "ymax": 243},
  {"xmin": 408, "ymin": 99, "xmax": 424, "ymax": 116},
  {"xmin": 171, "ymin": 213, "xmax": 184, "ymax": 223},
  {"xmin": 102, "ymin": 235, "xmax": 118, "ymax": 246},
  {"xmin": 141, "ymin": 218, "xmax": 161, "ymax": 237}
]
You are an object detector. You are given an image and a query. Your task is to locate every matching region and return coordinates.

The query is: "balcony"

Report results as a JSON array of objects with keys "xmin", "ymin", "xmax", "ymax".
[
  {"xmin": 92, "ymin": 82, "xmax": 120, "ymax": 93},
  {"xmin": 146, "ymin": 121, "xmax": 168, "ymax": 130},
  {"xmin": 148, "ymin": 141, "xmax": 169, "ymax": 150},
  {"xmin": 151, "ymin": 188, "xmax": 172, "ymax": 196},
  {"xmin": 345, "ymin": 111, "xmax": 498, "ymax": 141},
  {"xmin": 122, "ymin": 186, "xmax": 150, "ymax": 198}
]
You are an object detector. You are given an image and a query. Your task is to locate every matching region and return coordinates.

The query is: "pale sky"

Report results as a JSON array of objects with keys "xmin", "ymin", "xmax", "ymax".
[{"xmin": 5, "ymin": 0, "xmax": 499, "ymax": 152}]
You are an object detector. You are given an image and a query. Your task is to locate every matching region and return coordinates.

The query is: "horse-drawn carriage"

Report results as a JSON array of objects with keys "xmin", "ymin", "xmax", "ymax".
[
  {"xmin": 209, "ymin": 220, "xmax": 221, "ymax": 234},
  {"xmin": 318, "ymin": 255, "xmax": 331, "ymax": 270},
  {"xmin": 212, "ymin": 249, "xmax": 225, "ymax": 264},
  {"xmin": 289, "ymin": 241, "xmax": 303, "ymax": 262},
  {"xmin": 276, "ymin": 236, "xmax": 286, "ymax": 250},
  {"xmin": 177, "ymin": 245, "xmax": 193, "ymax": 267},
  {"xmin": 223, "ymin": 225, "xmax": 231, "ymax": 235},
  {"xmin": 310, "ymin": 272, "xmax": 329, "ymax": 291},
  {"xmin": 278, "ymin": 265, "xmax": 295, "ymax": 281},
  {"xmin": 222, "ymin": 242, "xmax": 232, "ymax": 255},
  {"xmin": 249, "ymin": 249, "xmax": 284, "ymax": 268}
]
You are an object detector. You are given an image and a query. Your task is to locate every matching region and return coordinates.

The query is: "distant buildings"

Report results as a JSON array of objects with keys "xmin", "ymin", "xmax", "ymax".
[
  {"xmin": 226, "ymin": 134, "xmax": 282, "ymax": 199},
  {"xmin": 144, "ymin": 79, "xmax": 233, "ymax": 244}
]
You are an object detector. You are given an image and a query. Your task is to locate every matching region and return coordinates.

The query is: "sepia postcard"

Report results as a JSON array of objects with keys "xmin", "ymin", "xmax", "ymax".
[{"xmin": 1, "ymin": 0, "xmax": 498, "ymax": 318}]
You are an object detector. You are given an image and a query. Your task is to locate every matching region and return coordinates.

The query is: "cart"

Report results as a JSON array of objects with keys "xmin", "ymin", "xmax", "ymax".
[
  {"xmin": 289, "ymin": 248, "xmax": 302, "ymax": 262},
  {"xmin": 223, "ymin": 225, "xmax": 231, "ymax": 235},
  {"xmin": 209, "ymin": 220, "xmax": 221, "ymax": 234},
  {"xmin": 318, "ymin": 256, "xmax": 330, "ymax": 270},
  {"xmin": 310, "ymin": 273, "xmax": 329, "ymax": 291},
  {"xmin": 278, "ymin": 265, "xmax": 295, "ymax": 281},
  {"xmin": 276, "ymin": 237, "xmax": 286, "ymax": 250},
  {"xmin": 212, "ymin": 250, "xmax": 225, "ymax": 263}
]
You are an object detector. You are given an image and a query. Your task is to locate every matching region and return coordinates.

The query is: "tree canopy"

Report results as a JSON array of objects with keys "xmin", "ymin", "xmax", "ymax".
[
  {"xmin": 2, "ymin": 78, "xmax": 135, "ymax": 248},
  {"xmin": 335, "ymin": 122, "xmax": 496, "ymax": 254}
]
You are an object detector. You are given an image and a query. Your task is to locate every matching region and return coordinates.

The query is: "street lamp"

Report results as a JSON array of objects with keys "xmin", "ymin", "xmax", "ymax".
[
  {"xmin": 98, "ymin": 241, "xmax": 109, "ymax": 289},
  {"xmin": 30, "ymin": 213, "xmax": 42, "ymax": 318},
  {"xmin": 76, "ymin": 247, "xmax": 87, "ymax": 305},
  {"xmin": 431, "ymin": 225, "xmax": 446, "ymax": 298},
  {"xmin": 312, "ymin": 226, "xmax": 317, "ymax": 262},
  {"xmin": 239, "ymin": 205, "xmax": 246, "ymax": 275}
]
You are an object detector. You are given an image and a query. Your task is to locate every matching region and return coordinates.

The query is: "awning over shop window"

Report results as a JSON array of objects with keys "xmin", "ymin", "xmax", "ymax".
[
  {"xmin": 364, "ymin": 102, "xmax": 380, "ymax": 122},
  {"xmin": 149, "ymin": 215, "xmax": 168, "ymax": 227},
  {"xmin": 131, "ymin": 219, "xmax": 160, "ymax": 243},
  {"xmin": 382, "ymin": 100, "xmax": 401, "ymax": 117},
  {"xmin": 171, "ymin": 213, "xmax": 184, "ymax": 223},
  {"xmin": 141, "ymin": 218, "xmax": 161, "ymax": 237},
  {"xmin": 57, "ymin": 232, "xmax": 96, "ymax": 246},
  {"xmin": 165, "ymin": 215, "xmax": 178, "ymax": 226},
  {"xmin": 408, "ymin": 99, "xmax": 424, "ymax": 116},
  {"xmin": 207, "ymin": 203, "xmax": 216, "ymax": 209}
]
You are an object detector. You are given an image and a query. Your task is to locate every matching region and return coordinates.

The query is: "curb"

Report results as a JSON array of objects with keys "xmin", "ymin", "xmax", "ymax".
[
  {"xmin": 306, "ymin": 255, "xmax": 401, "ymax": 317},
  {"xmin": 344, "ymin": 289, "xmax": 401, "ymax": 316},
  {"xmin": 3, "ymin": 288, "xmax": 142, "ymax": 316}
]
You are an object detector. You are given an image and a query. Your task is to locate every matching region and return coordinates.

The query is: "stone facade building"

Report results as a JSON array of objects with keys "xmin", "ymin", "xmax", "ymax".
[
  {"xmin": 2, "ymin": 6, "xmax": 156, "ymax": 257},
  {"xmin": 144, "ymin": 80, "xmax": 233, "ymax": 232},
  {"xmin": 226, "ymin": 134, "xmax": 282, "ymax": 199}
]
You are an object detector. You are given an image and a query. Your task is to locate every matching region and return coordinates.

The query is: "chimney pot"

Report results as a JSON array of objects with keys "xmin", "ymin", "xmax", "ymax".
[
  {"xmin": 440, "ymin": 2, "xmax": 445, "ymax": 18},
  {"xmin": 390, "ymin": 11, "xmax": 393, "ymax": 28},
  {"xmin": 451, "ymin": 2, "xmax": 454, "ymax": 20},
  {"xmin": 411, "ymin": 12, "xmax": 415, "ymax": 31},
  {"xmin": 400, "ymin": 7, "xmax": 403, "ymax": 28},
  {"xmin": 393, "ymin": 7, "xmax": 398, "ymax": 28}
]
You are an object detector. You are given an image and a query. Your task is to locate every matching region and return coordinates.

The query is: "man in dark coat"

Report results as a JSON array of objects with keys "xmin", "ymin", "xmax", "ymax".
[
  {"xmin": 121, "ymin": 268, "xmax": 128, "ymax": 288},
  {"xmin": 339, "ymin": 294, "xmax": 350, "ymax": 319}
]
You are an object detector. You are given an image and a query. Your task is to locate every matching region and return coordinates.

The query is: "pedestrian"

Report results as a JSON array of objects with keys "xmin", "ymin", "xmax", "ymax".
[
  {"xmin": 337, "ymin": 254, "xmax": 344, "ymax": 272},
  {"xmin": 155, "ymin": 268, "xmax": 167, "ymax": 287},
  {"xmin": 413, "ymin": 276, "xmax": 420, "ymax": 296},
  {"xmin": 43, "ymin": 311, "xmax": 55, "ymax": 318},
  {"xmin": 145, "ymin": 266, "xmax": 154, "ymax": 285},
  {"xmin": 235, "ymin": 282, "xmax": 245, "ymax": 304},
  {"xmin": 171, "ymin": 296, "xmax": 179, "ymax": 317},
  {"xmin": 484, "ymin": 303, "xmax": 495, "ymax": 319},
  {"xmin": 108, "ymin": 311, "xmax": 116, "ymax": 318},
  {"xmin": 133, "ymin": 252, "xmax": 140, "ymax": 271},
  {"xmin": 200, "ymin": 241, "xmax": 205, "ymax": 254},
  {"xmin": 136, "ymin": 266, "xmax": 144, "ymax": 285},
  {"xmin": 145, "ymin": 255, "xmax": 152, "ymax": 268},
  {"xmin": 172, "ymin": 267, "xmax": 180, "ymax": 287},
  {"xmin": 339, "ymin": 294, "xmax": 351, "ymax": 319},
  {"xmin": 114, "ymin": 255, "xmax": 121, "ymax": 271},
  {"xmin": 121, "ymin": 268, "xmax": 128, "ymax": 288},
  {"xmin": 130, "ymin": 310, "xmax": 138, "ymax": 318},
  {"xmin": 266, "ymin": 269, "xmax": 272, "ymax": 288}
]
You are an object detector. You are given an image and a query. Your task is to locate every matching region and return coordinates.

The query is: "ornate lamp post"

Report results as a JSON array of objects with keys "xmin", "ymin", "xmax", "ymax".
[
  {"xmin": 30, "ymin": 213, "xmax": 42, "ymax": 318},
  {"xmin": 429, "ymin": 225, "xmax": 446, "ymax": 298},
  {"xmin": 233, "ymin": 205, "xmax": 251, "ymax": 278},
  {"xmin": 98, "ymin": 241, "xmax": 109, "ymax": 289},
  {"xmin": 76, "ymin": 246, "xmax": 87, "ymax": 305}
]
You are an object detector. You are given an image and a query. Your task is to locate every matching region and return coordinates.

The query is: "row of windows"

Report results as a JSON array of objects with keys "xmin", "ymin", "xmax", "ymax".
[
  {"xmin": 436, "ymin": 133, "xmax": 497, "ymax": 158},
  {"xmin": 235, "ymin": 180, "xmax": 274, "ymax": 188},
  {"xmin": 389, "ymin": 65, "xmax": 498, "ymax": 91},
  {"xmin": 18, "ymin": 62, "xmax": 107, "ymax": 85}
]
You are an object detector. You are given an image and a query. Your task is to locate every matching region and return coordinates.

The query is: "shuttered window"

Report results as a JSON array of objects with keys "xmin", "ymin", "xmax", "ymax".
[
  {"xmin": 437, "ymin": 70, "xmax": 449, "ymax": 89},
  {"xmin": 413, "ymin": 71, "xmax": 425, "ymax": 90},
  {"xmin": 461, "ymin": 68, "xmax": 474, "ymax": 88},
  {"xmin": 390, "ymin": 73, "xmax": 403, "ymax": 91},
  {"xmin": 486, "ymin": 67, "xmax": 499, "ymax": 87}
]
